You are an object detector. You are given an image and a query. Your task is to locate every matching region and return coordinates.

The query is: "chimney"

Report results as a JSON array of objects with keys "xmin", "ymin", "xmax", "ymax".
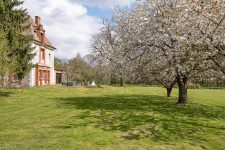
[{"xmin": 35, "ymin": 16, "xmax": 41, "ymax": 26}]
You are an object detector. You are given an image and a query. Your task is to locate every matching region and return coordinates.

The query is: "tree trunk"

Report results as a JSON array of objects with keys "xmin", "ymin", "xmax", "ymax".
[
  {"xmin": 166, "ymin": 87, "xmax": 172, "ymax": 97},
  {"xmin": 156, "ymin": 78, "xmax": 176, "ymax": 97},
  {"xmin": 8, "ymin": 73, "xmax": 14, "ymax": 89},
  {"xmin": 176, "ymin": 76, "xmax": 188, "ymax": 105},
  {"xmin": 19, "ymin": 79, "xmax": 22, "ymax": 89},
  {"xmin": 97, "ymin": 80, "xmax": 100, "ymax": 87},
  {"xmin": 0, "ymin": 74, "xmax": 4, "ymax": 88},
  {"xmin": 120, "ymin": 76, "xmax": 124, "ymax": 87},
  {"xmin": 109, "ymin": 73, "xmax": 113, "ymax": 85}
]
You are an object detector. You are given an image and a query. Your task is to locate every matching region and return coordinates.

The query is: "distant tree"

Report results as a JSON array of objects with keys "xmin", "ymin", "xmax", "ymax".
[
  {"xmin": 90, "ymin": 19, "xmax": 132, "ymax": 86},
  {"xmin": 68, "ymin": 53, "xmax": 85, "ymax": 83},
  {"xmin": 54, "ymin": 57, "xmax": 64, "ymax": 71},
  {"xmin": 66, "ymin": 53, "xmax": 98, "ymax": 84},
  {"xmin": 83, "ymin": 54, "xmax": 96, "ymax": 82}
]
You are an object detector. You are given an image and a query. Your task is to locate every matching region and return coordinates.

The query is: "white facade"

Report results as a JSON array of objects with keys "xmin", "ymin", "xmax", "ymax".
[
  {"xmin": 22, "ymin": 16, "xmax": 56, "ymax": 87},
  {"xmin": 27, "ymin": 43, "xmax": 55, "ymax": 87}
]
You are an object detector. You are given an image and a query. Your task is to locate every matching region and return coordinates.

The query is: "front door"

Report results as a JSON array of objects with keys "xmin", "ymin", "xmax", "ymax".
[{"xmin": 56, "ymin": 73, "xmax": 62, "ymax": 84}]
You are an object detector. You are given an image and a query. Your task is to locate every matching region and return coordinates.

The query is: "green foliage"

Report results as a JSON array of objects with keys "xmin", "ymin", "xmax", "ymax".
[
  {"xmin": 66, "ymin": 53, "xmax": 96, "ymax": 83},
  {"xmin": 13, "ymin": 44, "xmax": 34, "ymax": 79},
  {"xmin": 0, "ymin": 0, "xmax": 33, "ymax": 81},
  {"xmin": 0, "ymin": 86, "xmax": 225, "ymax": 149},
  {"xmin": 54, "ymin": 57, "xmax": 64, "ymax": 71},
  {"xmin": 0, "ymin": 30, "xmax": 8, "ymax": 76}
]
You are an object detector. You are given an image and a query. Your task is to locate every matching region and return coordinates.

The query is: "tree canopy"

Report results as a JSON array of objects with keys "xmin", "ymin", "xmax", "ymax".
[
  {"xmin": 0, "ymin": 0, "xmax": 33, "ymax": 87},
  {"xmin": 91, "ymin": 0, "xmax": 225, "ymax": 104}
]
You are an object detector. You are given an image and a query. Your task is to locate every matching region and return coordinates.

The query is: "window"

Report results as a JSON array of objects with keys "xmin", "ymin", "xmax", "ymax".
[
  {"xmin": 49, "ymin": 54, "xmax": 51, "ymax": 61},
  {"xmin": 40, "ymin": 48, "xmax": 45, "ymax": 60}
]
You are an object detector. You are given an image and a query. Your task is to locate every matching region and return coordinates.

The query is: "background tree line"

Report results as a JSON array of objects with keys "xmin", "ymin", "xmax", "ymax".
[{"xmin": 54, "ymin": 53, "xmax": 130, "ymax": 87}]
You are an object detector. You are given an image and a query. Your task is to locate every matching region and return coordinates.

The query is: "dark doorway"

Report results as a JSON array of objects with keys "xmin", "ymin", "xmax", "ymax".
[{"xmin": 56, "ymin": 73, "xmax": 62, "ymax": 84}]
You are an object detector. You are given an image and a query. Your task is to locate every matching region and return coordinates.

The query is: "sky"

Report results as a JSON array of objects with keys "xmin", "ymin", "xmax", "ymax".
[{"xmin": 23, "ymin": 0, "xmax": 135, "ymax": 59}]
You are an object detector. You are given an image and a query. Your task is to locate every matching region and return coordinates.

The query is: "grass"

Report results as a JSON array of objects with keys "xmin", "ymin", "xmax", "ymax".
[{"xmin": 0, "ymin": 85, "xmax": 225, "ymax": 150}]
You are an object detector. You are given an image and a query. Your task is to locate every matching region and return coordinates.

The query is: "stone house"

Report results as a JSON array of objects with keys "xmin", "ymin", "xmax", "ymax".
[{"xmin": 23, "ymin": 16, "xmax": 56, "ymax": 87}]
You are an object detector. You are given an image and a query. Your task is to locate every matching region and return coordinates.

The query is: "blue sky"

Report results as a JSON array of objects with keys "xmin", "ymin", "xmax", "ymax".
[
  {"xmin": 23, "ymin": 0, "xmax": 134, "ymax": 59},
  {"xmin": 86, "ymin": 6, "xmax": 112, "ymax": 19}
]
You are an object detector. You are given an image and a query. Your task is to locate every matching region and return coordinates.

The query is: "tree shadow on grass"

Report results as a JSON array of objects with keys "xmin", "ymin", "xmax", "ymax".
[
  {"xmin": 55, "ymin": 95, "xmax": 225, "ymax": 143},
  {"xmin": 0, "ymin": 91, "xmax": 11, "ymax": 97},
  {"xmin": 0, "ymin": 89, "xmax": 21, "ymax": 98}
]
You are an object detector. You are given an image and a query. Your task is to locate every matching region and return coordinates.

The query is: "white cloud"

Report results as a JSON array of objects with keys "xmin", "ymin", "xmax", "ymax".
[
  {"xmin": 23, "ymin": 0, "xmax": 134, "ymax": 59},
  {"xmin": 24, "ymin": 0, "xmax": 102, "ymax": 59},
  {"xmin": 81, "ymin": 0, "xmax": 135, "ymax": 9}
]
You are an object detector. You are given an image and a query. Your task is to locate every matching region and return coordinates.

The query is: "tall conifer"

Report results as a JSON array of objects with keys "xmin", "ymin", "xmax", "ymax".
[{"xmin": 0, "ymin": 0, "xmax": 34, "ymax": 88}]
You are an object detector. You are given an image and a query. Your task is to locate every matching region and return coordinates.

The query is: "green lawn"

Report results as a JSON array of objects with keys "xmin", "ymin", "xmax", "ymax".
[{"xmin": 0, "ymin": 86, "xmax": 225, "ymax": 150}]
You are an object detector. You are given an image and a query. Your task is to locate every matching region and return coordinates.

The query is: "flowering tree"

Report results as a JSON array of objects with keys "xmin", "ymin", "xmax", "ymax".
[{"xmin": 91, "ymin": 0, "xmax": 225, "ymax": 104}]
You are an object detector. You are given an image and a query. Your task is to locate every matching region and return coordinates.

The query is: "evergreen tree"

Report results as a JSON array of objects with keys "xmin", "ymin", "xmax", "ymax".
[
  {"xmin": 0, "ymin": 0, "xmax": 34, "ymax": 88},
  {"xmin": 0, "ymin": 30, "xmax": 8, "ymax": 87}
]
